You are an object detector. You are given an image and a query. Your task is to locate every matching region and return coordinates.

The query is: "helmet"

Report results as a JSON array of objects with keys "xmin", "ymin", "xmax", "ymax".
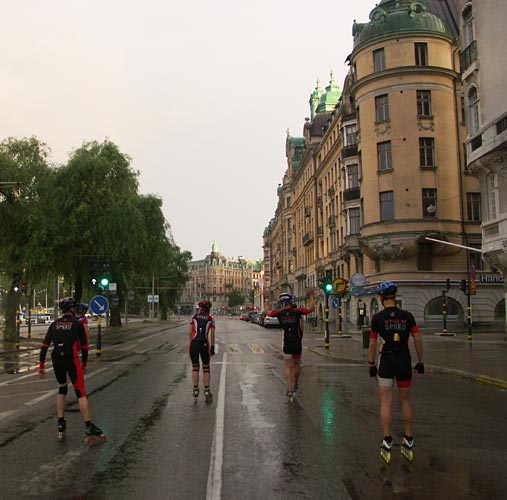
[
  {"xmin": 278, "ymin": 292, "xmax": 293, "ymax": 305},
  {"xmin": 80, "ymin": 303, "xmax": 89, "ymax": 312},
  {"xmin": 198, "ymin": 300, "xmax": 212, "ymax": 311},
  {"xmin": 377, "ymin": 281, "xmax": 397, "ymax": 298},
  {"xmin": 59, "ymin": 297, "xmax": 77, "ymax": 312}
]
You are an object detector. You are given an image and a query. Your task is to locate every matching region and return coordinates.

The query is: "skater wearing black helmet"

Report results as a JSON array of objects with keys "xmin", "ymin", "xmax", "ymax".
[
  {"xmin": 189, "ymin": 300, "xmax": 215, "ymax": 403},
  {"xmin": 39, "ymin": 297, "xmax": 105, "ymax": 443},
  {"xmin": 264, "ymin": 287, "xmax": 315, "ymax": 402},
  {"xmin": 368, "ymin": 281, "xmax": 424, "ymax": 463}
]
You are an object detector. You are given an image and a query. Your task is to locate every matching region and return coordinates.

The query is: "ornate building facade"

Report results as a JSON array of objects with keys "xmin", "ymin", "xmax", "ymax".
[
  {"xmin": 179, "ymin": 241, "xmax": 263, "ymax": 314},
  {"xmin": 459, "ymin": 0, "xmax": 507, "ymax": 327},
  {"xmin": 263, "ymin": 0, "xmax": 504, "ymax": 328}
]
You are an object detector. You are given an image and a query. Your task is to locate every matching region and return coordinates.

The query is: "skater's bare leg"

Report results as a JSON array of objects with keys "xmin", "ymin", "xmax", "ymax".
[
  {"xmin": 379, "ymin": 385, "xmax": 393, "ymax": 437},
  {"xmin": 56, "ymin": 394, "xmax": 66, "ymax": 419},
  {"xmin": 294, "ymin": 361, "xmax": 301, "ymax": 386},
  {"xmin": 284, "ymin": 358, "xmax": 294, "ymax": 390},
  {"xmin": 203, "ymin": 365, "xmax": 210, "ymax": 387},
  {"xmin": 192, "ymin": 364, "xmax": 200, "ymax": 387},
  {"xmin": 78, "ymin": 396, "xmax": 91, "ymax": 422},
  {"xmin": 398, "ymin": 387, "xmax": 413, "ymax": 437}
]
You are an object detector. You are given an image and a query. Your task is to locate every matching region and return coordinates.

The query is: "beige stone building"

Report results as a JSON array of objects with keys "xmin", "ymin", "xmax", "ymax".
[
  {"xmin": 459, "ymin": 0, "xmax": 507, "ymax": 326},
  {"xmin": 179, "ymin": 241, "xmax": 262, "ymax": 314},
  {"xmin": 264, "ymin": 0, "xmax": 504, "ymax": 329}
]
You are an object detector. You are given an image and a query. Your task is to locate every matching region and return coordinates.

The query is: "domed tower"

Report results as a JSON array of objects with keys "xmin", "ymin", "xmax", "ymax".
[{"xmin": 349, "ymin": 0, "xmax": 481, "ymax": 316}]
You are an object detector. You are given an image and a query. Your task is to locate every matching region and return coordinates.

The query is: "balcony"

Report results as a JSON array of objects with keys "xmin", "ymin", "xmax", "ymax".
[
  {"xmin": 342, "ymin": 144, "xmax": 358, "ymax": 159},
  {"xmin": 460, "ymin": 40, "xmax": 478, "ymax": 73},
  {"xmin": 328, "ymin": 216, "xmax": 336, "ymax": 227},
  {"xmin": 304, "ymin": 206, "xmax": 311, "ymax": 217},
  {"xmin": 344, "ymin": 186, "xmax": 360, "ymax": 201},
  {"xmin": 328, "ymin": 186, "xmax": 335, "ymax": 197},
  {"xmin": 317, "ymin": 195, "xmax": 323, "ymax": 207},
  {"xmin": 317, "ymin": 226, "xmax": 324, "ymax": 237},
  {"xmin": 303, "ymin": 231, "xmax": 314, "ymax": 246},
  {"xmin": 343, "ymin": 234, "xmax": 361, "ymax": 253},
  {"xmin": 470, "ymin": 134, "xmax": 483, "ymax": 152}
]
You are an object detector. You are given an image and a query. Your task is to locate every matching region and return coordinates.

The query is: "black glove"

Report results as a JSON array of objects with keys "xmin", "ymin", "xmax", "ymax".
[
  {"xmin": 210, "ymin": 345, "xmax": 215, "ymax": 356},
  {"xmin": 414, "ymin": 362, "xmax": 424, "ymax": 374},
  {"xmin": 369, "ymin": 365, "xmax": 377, "ymax": 378}
]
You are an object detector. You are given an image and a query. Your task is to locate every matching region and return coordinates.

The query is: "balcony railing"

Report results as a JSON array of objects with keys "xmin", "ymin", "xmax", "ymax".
[
  {"xmin": 460, "ymin": 40, "xmax": 478, "ymax": 73},
  {"xmin": 328, "ymin": 216, "xmax": 336, "ymax": 227},
  {"xmin": 304, "ymin": 206, "xmax": 311, "ymax": 217},
  {"xmin": 303, "ymin": 231, "xmax": 314, "ymax": 246},
  {"xmin": 317, "ymin": 226, "xmax": 324, "ymax": 236},
  {"xmin": 342, "ymin": 144, "xmax": 358, "ymax": 159},
  {"xmin": 317, "ymin": 195, "xmax": 323, "ymax": 207},
  {"xmin": 344, "ymin": 186, "xmax": 360, "ymax": 201}
]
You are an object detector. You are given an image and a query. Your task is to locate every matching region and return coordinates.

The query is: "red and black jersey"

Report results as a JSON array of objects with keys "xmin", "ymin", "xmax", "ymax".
[
  {"xmin": 269, "ymin": 307, "xmax": 310, "ymax": 343},
  {"xmin": 370, "ymin": 306, "xmax": 419, "ymax": 352},
  {"xmin": 40, "ymin": 313, "xmax": 89, "ymax": 365},
  {"xmin": 190, "ymin": 313, "xmax": 215, "ymax": 342}
]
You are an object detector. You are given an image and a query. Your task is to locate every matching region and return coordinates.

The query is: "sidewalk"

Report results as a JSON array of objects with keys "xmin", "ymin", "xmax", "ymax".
[{"xmin": 305, "ymin": 328, "xmax": 507, "ymax": 390}]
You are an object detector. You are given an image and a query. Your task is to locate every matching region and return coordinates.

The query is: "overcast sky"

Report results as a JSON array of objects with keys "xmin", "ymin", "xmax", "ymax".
[{"xmin": 1, "ymin": 0, "xmax": 375, "ymax": 261}]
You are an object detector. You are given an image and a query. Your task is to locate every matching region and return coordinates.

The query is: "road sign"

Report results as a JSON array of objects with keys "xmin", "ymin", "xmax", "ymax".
[
  {"xmin": 331, "ymin": 298, "xmax": 340, "ymax": 309},
  {"xmin": 351, "ymin": 272, "xmax": 366, "ymax": 287},
  {"xmin": 90, "ymin": 295, "xmax": 109, "ymax": 316},
  {"xmin": 333, "ymin": 278, "xmax": 348, "ymax": 294},
  {"xmin": 109, "ymin": 282, "xmax": 117, "ymax": 292},
  {"xmin": 112, "ymin": 295, "xmax": 120, "ymax": 306},
  {"xmin": 147, "ymin": 294, "xmax": 159, "ymax": 303}
]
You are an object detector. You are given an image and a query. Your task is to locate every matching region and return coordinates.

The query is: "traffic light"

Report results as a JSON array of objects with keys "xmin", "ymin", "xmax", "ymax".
[
  {"xmin": 89, "ymin": 259, "xmax": 98, "ymax": 286},
  {"xmin": 20, "ymin": 281, "xmax": 28, "ymax": 294},
  {"xmin": 321, "ymin": 269, "xmax": 334, "ymax": 295},
  {"xmin": 12, "ymin": 272, "xmax": 21, "ymax": 293},
  {"xmin": 100, "ymin": 261, "xmax": 110, "ymax": 288},
  {"xmin": 460, "ymin": 279, "xmax": 468, "ymax": 293}
]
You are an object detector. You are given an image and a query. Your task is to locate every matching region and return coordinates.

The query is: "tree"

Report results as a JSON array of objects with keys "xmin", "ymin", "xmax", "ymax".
[{"xmin": 227, "ymin": 290, "xmax": 246, "ymax": 309}]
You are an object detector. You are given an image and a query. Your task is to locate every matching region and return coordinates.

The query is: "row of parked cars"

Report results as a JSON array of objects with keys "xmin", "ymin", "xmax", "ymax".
[{"xmin": 239, "ymin": 310, "xmax": 280, "ymax": 328}]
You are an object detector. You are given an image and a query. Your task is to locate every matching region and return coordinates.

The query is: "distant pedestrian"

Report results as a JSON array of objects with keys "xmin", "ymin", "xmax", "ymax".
[
  {"xmin": 264, "ymin": 287, "xmax": 315, "ymax": 401},
  {"xmin": 368, "ymin": 281, "xmax": 424, "ymax": 463},
  {"xmin": 189, "ymin": 300, "xmax": 215, "ymax": 403},
  {"xmin": 39, "ymin": 297, "xmax": 105, "ymax": 443}
]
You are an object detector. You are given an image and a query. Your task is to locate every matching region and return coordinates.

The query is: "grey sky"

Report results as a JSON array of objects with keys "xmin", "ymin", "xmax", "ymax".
[{"xmin": 1, "ymin": 0, "xmax": 374, "ymax": 261}]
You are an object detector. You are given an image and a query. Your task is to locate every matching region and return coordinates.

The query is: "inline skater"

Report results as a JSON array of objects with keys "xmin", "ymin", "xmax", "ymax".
[
  {"xmin": 264, "ymin": 287, "xmax": 315, "ymax": 401},
  {"xmin": 76, "ymin": 302, "xmax": 90, "ymax": 360},
  {"xmin": 189, "ymin": 300, "xmax": 215, "ymax": 403},
  {"xmin": 39, "ymin": 297, "xmax": 105, "ymax": 443},
  {"xmin": 368, "ymin": 281, "xmax": 424, "ymax": 463}
]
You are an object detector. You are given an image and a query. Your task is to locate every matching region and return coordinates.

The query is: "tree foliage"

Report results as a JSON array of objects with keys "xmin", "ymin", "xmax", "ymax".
[{"xmin": 227, "ymin": 289, "xmax": 245, "ymax": 308}]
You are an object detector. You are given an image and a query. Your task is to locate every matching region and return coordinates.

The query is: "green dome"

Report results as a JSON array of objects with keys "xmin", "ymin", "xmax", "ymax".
[
  {"xmin": 353, "ymin": 0, "xmax": 453, "ymax": 50},
  {"xmin": 316, "ymin": 73, "xmax": 341, "ymax": 113}
]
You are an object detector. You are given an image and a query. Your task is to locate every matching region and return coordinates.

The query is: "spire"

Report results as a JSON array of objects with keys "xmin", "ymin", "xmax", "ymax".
[
  {"xmin": 309, "ymin": 79, "xmax": 323, "ymax": 120},
  {"xmin": 211, "ymin": 240, "xmax": 218, "ymax": 254}
]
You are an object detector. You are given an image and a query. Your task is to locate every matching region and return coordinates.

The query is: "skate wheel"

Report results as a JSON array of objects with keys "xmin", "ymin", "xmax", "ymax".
[
  {"xmin": 85, "ymin": 434, "xmax": 107, "ymax": 445},
  {"xmin": 57, "ymin": 433, "xmax": 65, "ymax": 442}
]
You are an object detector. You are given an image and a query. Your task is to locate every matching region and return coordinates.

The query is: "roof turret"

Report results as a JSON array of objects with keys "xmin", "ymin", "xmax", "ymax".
[{"xmin": 316, "ymin": 72, "xmax": 341, "ymax": 113}]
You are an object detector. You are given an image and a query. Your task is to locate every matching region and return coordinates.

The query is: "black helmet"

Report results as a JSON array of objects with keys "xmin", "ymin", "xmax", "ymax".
[
  {"xmin": 198, "ymin": 300, "xmax": 212, "ymax": 311},
  {"xmin": 376, "ymin": 281, "xmax": 397, "ymax": 298},
  {"xmin": 59, "ymin": 297, "xmax": 77, "ymax": 312}
]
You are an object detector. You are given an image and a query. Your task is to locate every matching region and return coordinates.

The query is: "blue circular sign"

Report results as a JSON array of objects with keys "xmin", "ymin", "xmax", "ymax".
[
  {"xmin": 331, "ymin": 298, "xmax": 340, "ymax": 309},
  {"xmin": 89, "ymin": 295, "xmax": 109, "ymax": 315}
]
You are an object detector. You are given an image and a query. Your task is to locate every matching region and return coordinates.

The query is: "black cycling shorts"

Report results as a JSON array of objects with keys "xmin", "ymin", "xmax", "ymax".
[
  {"xmin": 378, "ymin": 350, "xmax": 412, "ymax": 387},
  {"xmin": 189, "ymin": 341, "xmax": 210, "ymax": 365}
]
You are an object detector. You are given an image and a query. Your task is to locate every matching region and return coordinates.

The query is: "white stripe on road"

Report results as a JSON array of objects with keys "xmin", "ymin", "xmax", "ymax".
[
  {"xmin": 207, "ymin": 351, "xmax": 227, "ymax": 500},
  {"xmin": 24, "ymin": 391, "xmax": 54, "ymax": 406},
  {"xmin": 0, "ymin": 410, "xmax": 17, "ymax": 421}
]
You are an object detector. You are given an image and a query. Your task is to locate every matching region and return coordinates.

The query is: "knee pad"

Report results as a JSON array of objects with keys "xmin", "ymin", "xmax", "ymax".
[
  {"xmin": 203, "ymin": 364, "xmax": 210, "ymax": 374},
  {"xmin": 58, "ymin": 384, "xmax": 68, "ymax": 395},
  {"xmin": 192, "ymin": 363, "xmax": 200, "ymax": 372}
]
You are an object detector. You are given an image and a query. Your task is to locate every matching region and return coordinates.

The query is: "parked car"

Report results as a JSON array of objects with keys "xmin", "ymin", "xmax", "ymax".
[
  {"xmin": 255, "ymin": 312, "xmax": 267, "ymax": 325},
  {"xmin": 263, "ymin": 315, "xmax": 280, "ymax": 328},
  {"xmin": 240, "ymin": 313, "xmax": 248, "ymax": 321},
  {"xmin": 246, "ymin": 311, "xmax": 259, "ymax": 322}
]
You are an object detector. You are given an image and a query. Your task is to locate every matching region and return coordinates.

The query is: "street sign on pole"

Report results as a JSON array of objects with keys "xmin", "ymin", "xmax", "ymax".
[{"xmin": 90, "ymin": 295, "xmax": 109, "ymax": 316}]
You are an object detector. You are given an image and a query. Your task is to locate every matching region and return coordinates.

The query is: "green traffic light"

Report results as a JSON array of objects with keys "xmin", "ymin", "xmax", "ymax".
[
  {"xmin": 100, "ymin": 277, "xmax": 109, "ymax": 287},
  {"xmin": 325, "ymin": 283, "xmax": 333, "ymax": 293}
]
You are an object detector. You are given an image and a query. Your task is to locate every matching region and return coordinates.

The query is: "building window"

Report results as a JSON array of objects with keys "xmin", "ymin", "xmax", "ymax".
[
  {"xmin": 373, "ymin": 48, "xmax": 385, "ymax": 72},
  {"xmin": 419, "ymin": 138, "xmax": 435, "ymax": 167},
  {"xmin": 346, "ymin": 164, "xmax": 359, "ymax": 189},
  {"xmin": 418, "ymin": 243, "xmax": 433, "ymax": 270},
  {"xmin": 380, "ymin": 191, "xmax": 394, "ymax": 220},
  {"xmin": 468, "ymin": 86, "xmax": 480, "ymax": 135},
  {"xmin": 466, "ymin": 192, "xmax": 481, "ymax": 221},
  {"xmin": 417, "ymin": 90, "xmax": 432, "ymax": 117},
  {"xmin": 377, "ymin": 141, "xmax": 392, "ymax": 172},
  {"xmin": 349, "ymin": 207, "xmax": 361, "ymax": 234},
  {"xmin": 462, "ymin": 5, "xmax": 474, "ymax": 47},
  {"xmin": 469, "ymin": 243, "xmax": 483, "ymax": 270},
  {"xmin": 415, "ymin": 43, "xmax": 428, "ymax": 66},
  {"xmin": 345, "ymin": 124, "xmax": 358, "ymax": 146},
  {"xmin": 375, "ymin": 94, "xmax": 390, "ymax": 122},
  {"xmin": 486, "ymin": 173, "xmax": 498, "ymax": 220},
  {"xmin": 422, "ymin": 188, "xmax": 437, "ymax": 217}
]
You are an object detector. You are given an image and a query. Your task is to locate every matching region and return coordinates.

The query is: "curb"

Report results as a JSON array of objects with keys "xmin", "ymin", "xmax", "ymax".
[{"xmin": 306, "ymin": 346, "xmax": 507, "ymax": 390}]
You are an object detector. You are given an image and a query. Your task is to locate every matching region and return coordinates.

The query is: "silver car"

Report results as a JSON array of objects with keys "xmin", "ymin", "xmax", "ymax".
[{"xmin": 263, "ymin": 315, "xmax": 280, "ymax": 328}]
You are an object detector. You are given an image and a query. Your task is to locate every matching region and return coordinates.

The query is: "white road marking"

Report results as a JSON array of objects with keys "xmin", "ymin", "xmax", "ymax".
[
  {"xmin": 207, "ymin": 351, "xmax": 227, "ymax": 500},
  {"xmin": 24, "ymin": 391, "xmax": 54, "ymax": 406},
  {"xmin": 0, "ymin": 410, "xmax": 17, "ymax": 420}
]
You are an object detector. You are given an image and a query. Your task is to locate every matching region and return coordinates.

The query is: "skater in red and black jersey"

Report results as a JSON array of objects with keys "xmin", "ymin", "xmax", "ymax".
[
  {"xmin": 264, "ymin": 287, "xmax": 315, "ymax": 399},
  {"xmin": 189, "ymin": 300, "xmax": 215, "ymax": 402},
  {"xmin": 368, "ymin": 282, "xmax": 424, "ymax": 461},
  {"xmin": 39, "ymin": 297, "xmax": 104, "ymax": 442}
]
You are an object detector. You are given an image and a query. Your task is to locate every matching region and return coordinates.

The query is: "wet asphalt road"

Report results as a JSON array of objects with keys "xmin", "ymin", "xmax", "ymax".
[{"xmin": 0, "ymin": 317, "xmax": 506, "ymax": 499}]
